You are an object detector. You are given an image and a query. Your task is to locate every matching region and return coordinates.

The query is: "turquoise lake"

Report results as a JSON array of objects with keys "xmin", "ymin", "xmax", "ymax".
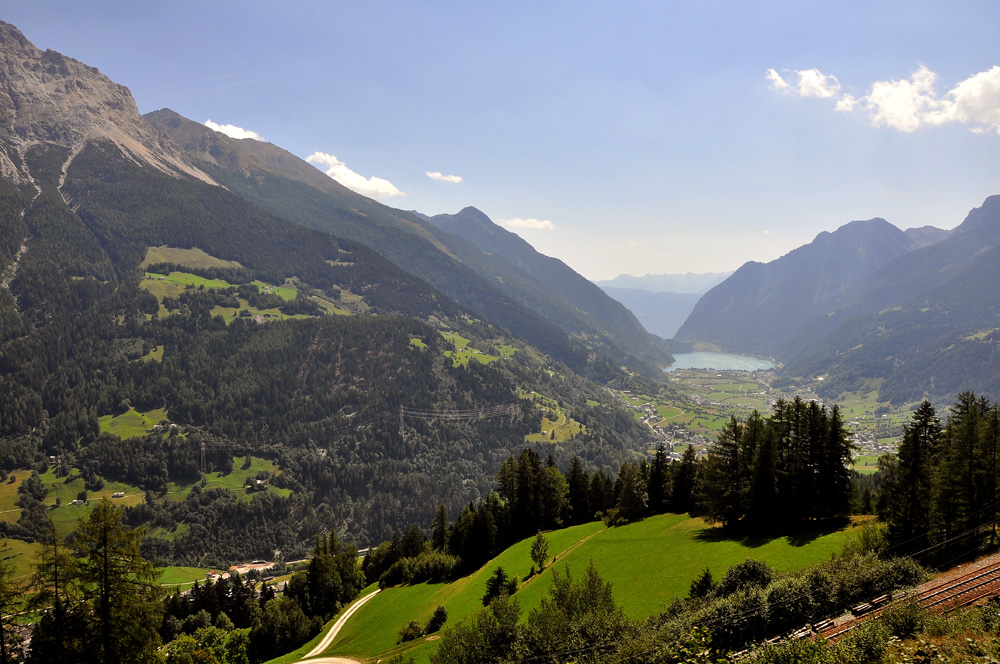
[{"xmin": 664, "ymin": 352, "xmax": 776, "ymax": 372}]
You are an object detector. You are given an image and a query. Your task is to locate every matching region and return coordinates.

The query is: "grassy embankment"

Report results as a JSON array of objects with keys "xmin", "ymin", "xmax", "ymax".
[{"xmin": 298, "ymin": 512, "xmax": 859, "ymax": 664}]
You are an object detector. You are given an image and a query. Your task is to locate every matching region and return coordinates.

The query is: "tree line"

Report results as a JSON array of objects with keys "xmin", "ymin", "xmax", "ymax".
[{"xmin": 878, "ymin": 391, "xmax": 1000, "ymax": 563}]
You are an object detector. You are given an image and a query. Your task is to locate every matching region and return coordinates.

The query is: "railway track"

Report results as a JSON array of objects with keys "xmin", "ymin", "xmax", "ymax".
[
  {"xmin": 819, "ymin": 556, "xmax": 1000, "ymax": 642},
  {"xmin": 731, "ymin": 555, "xmax": 1000, "ymax": 659}
]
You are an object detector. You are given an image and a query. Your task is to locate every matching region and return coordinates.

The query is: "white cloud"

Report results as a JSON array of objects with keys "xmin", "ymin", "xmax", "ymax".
[
  {"xmin": 306, "ymin": 152, "xmax": 404, "ymax": 198},
  {"xmin": 795, "ymin": 68, "xmax": 840, "ymax": 98},
  {"xmin": 426, "ymin": 171, "xmax": 463, "ymax": 183},
  {"xmin": 766, "ymin": 68, "xmax": 839, "ymax": 97},
  {"xmin": 835, "ymin": 94, "xmax": 858, "ymax": 112},
  {"xmin": 498, "ymin": 217, "xmax": 555, "ymax": 230},
  {"xmin": 204, "ymin": 119, "xmax": 264, "ymax": 141},
  {"xmin": 766, "ymin": 69, "xmax": 789, "ymax": 92},
  {"xmin": 865, "ymin": 65, "xmax": 944, "ymax": 132},
  {"xmin": 768, "ymin": 64, "xmax": 1000, "ymax": 134}
]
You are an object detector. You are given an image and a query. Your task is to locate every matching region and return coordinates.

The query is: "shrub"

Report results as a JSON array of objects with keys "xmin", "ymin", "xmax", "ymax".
[
  {"xmin": 425, "ymin": 605, "xmax": 448, "ymax": 634},
  {"xmin": 398, "ymin": 620, "xmax": 423, "ymax": 644},
  {"xmin": 717, "ymin": 559, "xmax": 774, "ymax": 597}
]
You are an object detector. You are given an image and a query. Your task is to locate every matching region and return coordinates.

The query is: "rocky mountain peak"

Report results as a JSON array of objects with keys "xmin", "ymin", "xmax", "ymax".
[{"xmin": 0, "ymin": 21, "xmax": 212, "ymax": 187}]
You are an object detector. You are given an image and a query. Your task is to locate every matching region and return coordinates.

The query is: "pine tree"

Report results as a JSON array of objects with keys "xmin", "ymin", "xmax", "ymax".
[
  {"xmin": 431, "ymin": 503, "xmax": 449, "ymax": 551},
  {"xmin": 700, "ymin": 417, "xmax": 744, "ymax": 528},
  {"xmin": 887, "ymin": 400, "xmax": 941, "ymax": 550},
  {"xmin": 74, "ymin": 498, "xmax": 162, "ymax": 664},
  {"xmin": 647, "ymin": 443, "xmax": 670, "ymax": 515},
  {"xmin": 530, "ymin": 533, "xmax": 550, "ymax": 571},
  {"xmin": 565, "ymin": 457, "xmax": 590, "ymax": 525},
  {"xmin": 672, "ymin": 445, "xmax": 698, "ymax": 513}
]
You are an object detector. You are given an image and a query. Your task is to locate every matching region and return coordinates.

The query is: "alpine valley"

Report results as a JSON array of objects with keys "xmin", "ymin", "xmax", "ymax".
[
  {"xmin": 7, "ymin": 16, "xmax": 1000, "ymax": 664},
  {"xmin": 0, "ymin": 20, "xmax": 660, "ymax": 561}
]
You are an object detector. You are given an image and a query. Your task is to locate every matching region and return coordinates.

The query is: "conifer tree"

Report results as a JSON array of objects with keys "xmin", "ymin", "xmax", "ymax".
[
  {"xmin": 886, "ymin": 400, "xmax": 941, "ymax": 550},
  {"xmin": 74, "ymin": 498, "xmax": 162, "ymax": 664}
]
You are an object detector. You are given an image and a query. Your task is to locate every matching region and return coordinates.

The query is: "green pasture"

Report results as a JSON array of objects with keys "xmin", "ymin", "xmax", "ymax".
[
  {"xmin": 140, "ymin": 345, "xmax": 164, "ymax": 362},
  {"xmin": 324, "ymin": 513, "xmax": 859, "ymax": 664},
  {"xmin": 141, "ymin": 246, "xmax": 242, "ymax": 270},
  {"xmin": 165, "ymin": 456, "xmax": 287, "ymax": 502},
  {"xmin": 441, "ymin": 331, "xmax": 503, "ymax": 367},
  {"xmin": 0, "ymin": 538, "xmax": 42, "ymax": 581},
  {"xmin": 525, "ymin": 407, "xmax": 585, "ymax": 443},
  {"xmin": 159, "ymin": 566, "xmax": 214, "ymax": 588},
  {"xmin": 98, "ymin": 407, "xmax": 169, "ymax": 439},
  {"xmin": 251, "ymin": 280, "xmax": 298, "ymax": 301},
  {"xmin": 0, "ymin": 470, "xmax": 31, "ymax": 520},
  {"xmin": 852, "ymin": 454, "xmax": 882, "ymax": 475}
]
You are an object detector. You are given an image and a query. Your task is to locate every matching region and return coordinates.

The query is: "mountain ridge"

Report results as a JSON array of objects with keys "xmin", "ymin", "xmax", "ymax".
[{"xmin": 675, "ymin": 217, "xmax": 918, "ymax": 358}]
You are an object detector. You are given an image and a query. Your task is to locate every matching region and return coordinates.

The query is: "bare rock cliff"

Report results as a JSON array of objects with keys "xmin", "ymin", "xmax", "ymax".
[{"xmin": 0, "ymin": 21, "xmax": 213, "ymax": 188}]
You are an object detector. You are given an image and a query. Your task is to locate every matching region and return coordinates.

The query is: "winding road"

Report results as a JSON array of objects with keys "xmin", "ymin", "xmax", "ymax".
[{"xmin": 293, "ymin": 588, "xmax": 382, "ymax": 664}]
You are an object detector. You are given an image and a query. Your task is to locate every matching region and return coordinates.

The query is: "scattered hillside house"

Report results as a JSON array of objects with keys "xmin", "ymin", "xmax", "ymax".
[
  {"xmin": 112, "ymin": 491, "xmax": 125, "ymax": 498},
  {"xmin": 71, "ymin": 499, "xmax": 85, "ymax": 506}
]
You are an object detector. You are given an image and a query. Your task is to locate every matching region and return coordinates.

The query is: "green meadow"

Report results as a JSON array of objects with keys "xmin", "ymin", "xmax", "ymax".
[
  {"xmin": 98, "ymin": 407, "xmax": 169, "ymax": 439},
  {"xmin": 165, "ymin": 456, "xmax": 289, "ymax": 502},
  {"xmin": 321, "ymin": 513, "xmax": 859, "ymax": 664}
]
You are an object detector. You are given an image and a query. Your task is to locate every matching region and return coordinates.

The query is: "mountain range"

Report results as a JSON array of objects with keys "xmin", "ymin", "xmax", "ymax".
[
  {"xmin": 677, "ymin": 197, "xmax": 1000, "ymax": 405},
  {"xmin": 144, "ymin": 109, "xmax": 672, "ymax": 376},
  {"xmin": 0, "ymin": 21, "xmax": 656, "ymax": 550}
]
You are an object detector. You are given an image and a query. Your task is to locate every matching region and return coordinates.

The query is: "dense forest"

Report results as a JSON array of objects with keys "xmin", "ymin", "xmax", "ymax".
[{"xmin": 0, "ymin": 137, "xmax": 657, "ymax": 559}]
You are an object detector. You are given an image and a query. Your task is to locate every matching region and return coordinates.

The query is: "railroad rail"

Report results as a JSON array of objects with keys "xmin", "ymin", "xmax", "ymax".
[{"xmin": 819, "ymin": 556, "xmax": 1000, "ymax": 642}]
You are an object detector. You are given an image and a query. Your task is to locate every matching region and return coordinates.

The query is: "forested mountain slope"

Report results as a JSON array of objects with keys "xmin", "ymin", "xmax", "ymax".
[
  {"xmin": 428, "ymin": 205, "xmax": 672, "ymax": 358},
  {"xmin": 676, "ymin": 218, "xmax": 919, "ymax": 359},
  {"xmin": 0, "ymin": 23, "xmax": 654, "ymax": 557},
  {"xmin": 144, "ymin": 109, "xmax": 673, "ymax": 374},
  {"xmin": 784, "ymin": 196, "xmax": 1000, "ymax": 404}
]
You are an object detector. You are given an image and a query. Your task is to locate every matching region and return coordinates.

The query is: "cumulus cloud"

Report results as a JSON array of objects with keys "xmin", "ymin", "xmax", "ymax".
[
  {"xmin": 766, "ymin": 68, "xmax": 839, "ymax": 97},
  {"xmin": 306, "ymin": 152, "xmax": 404, "ymax": 198},
  {"xmin": 796, "ymin": 68, "xmax": 841, "ymax": 98},
  {"xmin": 768, "ymin": 64, "xmax": 1000, "ymax": 134},
  {"xmin": 498, "ymin": 217, "xmax": 555, "ymax": 230},
  {"xmin": 426, "ymin": 171, "xmax": 463, "ymax": 183},
  {"xmin": 204, "ymin": 119, "xmax": 264, "ymax": 141},
  {"xmin": 835, "ymin": 94, "xmax": 859, "ymax": 112},
  {"xmin": 765, "ymin": 69, "xmax": 789, "ymax": 92}
]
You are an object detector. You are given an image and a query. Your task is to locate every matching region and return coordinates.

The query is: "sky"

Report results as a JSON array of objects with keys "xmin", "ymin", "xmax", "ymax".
[{"xmin": 7, "ymin": 1, "xmax": 1000, "ymax": 280}]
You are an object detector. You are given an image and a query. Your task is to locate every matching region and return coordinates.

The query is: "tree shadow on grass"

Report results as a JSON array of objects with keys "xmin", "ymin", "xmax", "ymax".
[{"xmin": 692, "ymin": 517, "xmax": 851, "ymax": 548}]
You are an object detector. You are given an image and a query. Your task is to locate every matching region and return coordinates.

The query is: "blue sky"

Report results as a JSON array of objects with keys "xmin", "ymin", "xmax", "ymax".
[{"xmin": 8, "ymin": 1, "xmax": 1000, "ymax": 279}]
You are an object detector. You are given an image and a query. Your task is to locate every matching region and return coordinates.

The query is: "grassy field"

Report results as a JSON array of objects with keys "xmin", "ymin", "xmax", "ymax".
[
  {"xmin": 140, "ymin": 267, "xmax": 349, "ymax": 322},
  {"xmin": 0, "ymin": 538, "xmax": 42, "ymax": 581},
  {"xmin": 525, "ymin": 406, "xmax": 585, "ymax": 443},
  {"xmin": 159, "ymin": 565, "xmax": 214, "ymax": 588},
  {"xmin": 165, "ymin": 456, "xmax": 288, "ymax": 502},
  {"xmin": 441, "ymin": 332, "xmax": 501, "ymax": 367},
  {"xmin": 98, "ymin": 407, "xmax": 169, "ymax": 439},
  {"xmin": 323, "ymin": 513, "xmax": 859, "ymax": 664},
  {"xmin": 852, "ymin": 454, "xmax": 882, "ymax": 474},
  {"xmin": 141, "ymin": 246, "xmax": 242, "ymax": 270}
]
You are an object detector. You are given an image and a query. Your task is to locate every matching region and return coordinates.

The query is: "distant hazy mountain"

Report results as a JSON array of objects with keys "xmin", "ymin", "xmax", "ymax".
[
  {"xmin": 676, "ymin": 218, "xmax": 919, "ymax": 359},
  {"xmin": 904, "ymin": 225, "xmax": 951, "ymax": 248},
  {"xmin": 598, "ymin": 287, "xmax": 701, "ymax": 339},
  {"xmin": 784, "ymin": 195, "xmax": 1000, "ymax": 403},
  {"xmin": 596, "ymin": 271, "xmax": 732, "ymax": 294}
]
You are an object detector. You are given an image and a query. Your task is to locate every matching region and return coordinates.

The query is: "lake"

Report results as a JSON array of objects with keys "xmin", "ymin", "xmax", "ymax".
[{"xmin": 664, "ymin": 352, "xmax": 776, "ymax": 372}]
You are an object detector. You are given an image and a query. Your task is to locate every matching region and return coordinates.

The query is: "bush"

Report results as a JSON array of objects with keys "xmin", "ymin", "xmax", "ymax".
[
  {"xmin": 398, "ymin": 620, "xmax": 423, "ymax": 644},
  {"xmin": 717, "ymin": 559, "xmax": 774, "ymax": 597},
  {"xmin": 379, "ymin": 558, "xmax": 413, "ymax": 588},
  {"xmin": 424, "ymin": 605, "xmax": 448, "ymax": 634},
  {"xmin": 410, "ymin": 551, "xmax": 458, "ymax": 584}
]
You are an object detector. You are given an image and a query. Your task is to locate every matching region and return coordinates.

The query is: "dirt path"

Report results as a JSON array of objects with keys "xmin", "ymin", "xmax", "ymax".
[{"xmin": 293, "ymin": 588, "xmax": 381, "ymax": 663}]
